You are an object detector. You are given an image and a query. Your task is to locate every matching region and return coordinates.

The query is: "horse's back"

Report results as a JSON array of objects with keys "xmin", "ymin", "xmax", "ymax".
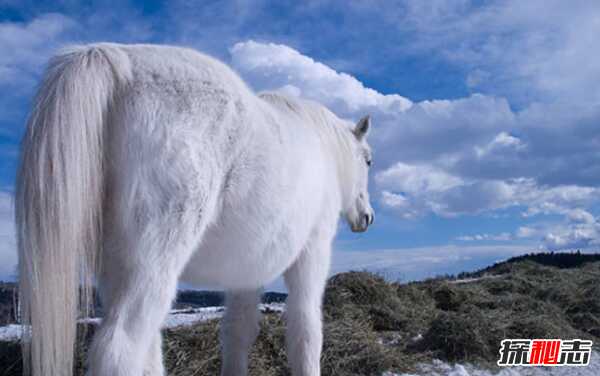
[
  {"xmin": 109, "ymin": 43, "xmax": 257, "ymax": 138},
  {"xmin": 120, "ymin": 43, "xmax": 252, "ymax": 99}
]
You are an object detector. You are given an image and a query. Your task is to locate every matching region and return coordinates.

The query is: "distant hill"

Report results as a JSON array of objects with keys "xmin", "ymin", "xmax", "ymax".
[
  {"xmin": 175, "ymin": 290, "xmax": 286, "ymax": 309},
  {"xmin": 455, "ymin": 250, "xmax": 600, "ymax": 279},
  {"xmin": 0, "ymin": 282, "xmax": 285, "ymax": 325}
]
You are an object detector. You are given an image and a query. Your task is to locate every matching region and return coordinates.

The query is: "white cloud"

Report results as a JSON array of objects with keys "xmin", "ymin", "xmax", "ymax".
[
  {"xmin": 376, "ymin": 163, "xmax": 518, "ymax": 218},
  {"xmin": 0, "ymin": 13, "xmax": 77, "ymax": 87},
  {"xmin": 543, "ymin": 224, "xmax": 600, "ymax": 252},
  {"xmin": 516, "ymin": 226, "xmax": 538, "ymax": 239},
  {"xmin": 379, "ymin": 191, "xmax": 426, "ymax": 220},
  {"xmin": 379, "ymin": 166, "xmax": 600, "ymax": 219},
  {"xmin": 567, "ymin": 208, "xmax": 596, "ymax": 224},
  {"xmin": 376, "ymin": 162, "xmax": 463, "ymax": 195},
  {"xmin": 374, "ymin": 94, "xmax": 516, "ymax": 167},
  {"xmin": 456, "ymin": 233, "xmax": 512, "ymax": 242},
  {"xmin": 230, "ymin": 40, "xmax": 518, "ymax": 168},
  {"xmin": 230, "ymin": 40, "xmax": 413, "ymax": 115},
  {"xmin": 382, "ymin": 0, "xmax": 600, "ymax": 105},
  {"xmin": 542, "ymin": 210, "xmax": 600, "ymax": 251},
  {"xmin": 509, "ymin": 210, "xmax": 600, "ymax": 251},
  {"xmin": 0, "ymin": 14, "xmax": 79, "ymax": 132},
  {"xmin": 475, "ymin": 132, "xmax": 525, "ymax": 158},
  {"xmin": 0, "ymin": 10, "xmax": 157, "ymax": 132}
]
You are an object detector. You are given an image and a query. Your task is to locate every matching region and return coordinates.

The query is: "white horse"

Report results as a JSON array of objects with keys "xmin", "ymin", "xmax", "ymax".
[{"xmin": 16, "ymin": 43, "xmax": 374, "ymax": 376}]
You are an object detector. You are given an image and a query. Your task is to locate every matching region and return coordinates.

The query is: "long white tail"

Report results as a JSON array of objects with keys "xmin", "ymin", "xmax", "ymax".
[{"xmin": 16, "ymin": 44, "xmax": 131, "ymax": 376}]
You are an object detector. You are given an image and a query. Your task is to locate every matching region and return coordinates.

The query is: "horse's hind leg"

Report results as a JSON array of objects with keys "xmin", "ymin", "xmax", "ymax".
[
  {"xmin": 89, "ymin": 202, "xmax": 215, "ymax": 376},
  {"xmin": 220, "ymin": 289, "xmax": 262, "ymax": 376}
]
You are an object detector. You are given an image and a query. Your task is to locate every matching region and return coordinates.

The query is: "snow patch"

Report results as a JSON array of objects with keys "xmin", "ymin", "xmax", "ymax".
[
  {"xmin": 0, "ymin": 303, "xmax": 286, "ymax": 342},
  {"xmin": 164, "ymin": 306, "xmax": 225, "ymax": 328},
  {"xmin": 383, "ymin": 351, "xmax": 600, "ymax": 376},
  {"xmin": 0, "ymin": 324, "xmax": 21, "ymax": 342}
]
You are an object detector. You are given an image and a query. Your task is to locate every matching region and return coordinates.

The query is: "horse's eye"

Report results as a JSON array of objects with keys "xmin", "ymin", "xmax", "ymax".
[{"xmin": 366, "ymin": 159, "xmax": 372, "ymax": 167}]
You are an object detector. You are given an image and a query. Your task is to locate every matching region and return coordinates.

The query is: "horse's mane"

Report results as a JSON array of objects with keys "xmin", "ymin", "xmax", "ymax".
[{"xmin": 259, "ymin": 92, "xmax": 357, "ymax": 196}]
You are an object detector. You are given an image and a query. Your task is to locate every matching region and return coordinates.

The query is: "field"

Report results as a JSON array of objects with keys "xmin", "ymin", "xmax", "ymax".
[{"xmin": 1, "ymin": 252, "xmax": 599, "ymax": 375}]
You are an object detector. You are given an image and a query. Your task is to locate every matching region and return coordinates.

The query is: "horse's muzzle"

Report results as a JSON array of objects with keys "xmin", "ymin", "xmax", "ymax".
[{"xmin": 350, "ymin": 212, "xmax": 374, "ymax": 233}]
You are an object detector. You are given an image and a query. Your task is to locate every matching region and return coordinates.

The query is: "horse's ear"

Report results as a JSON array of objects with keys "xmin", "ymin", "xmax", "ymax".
[{"xmin": 353, "ymin": 115, "xmax": 371, "ymax": 140}]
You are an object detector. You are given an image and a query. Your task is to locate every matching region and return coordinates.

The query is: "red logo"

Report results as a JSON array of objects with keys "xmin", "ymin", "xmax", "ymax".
[{"xmin": 498, "ymin": 339, "xmax": 592, "ymax": 366}]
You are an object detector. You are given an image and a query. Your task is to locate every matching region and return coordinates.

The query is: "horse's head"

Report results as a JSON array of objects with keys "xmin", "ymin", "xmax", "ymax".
[{"xmin": 343, "ymin": 115, "xmax": 374, "ymax": 233}]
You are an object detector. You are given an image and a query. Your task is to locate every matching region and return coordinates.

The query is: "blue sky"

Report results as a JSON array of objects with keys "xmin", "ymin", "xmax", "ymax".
[{"xmin": 1, "ymin": 0, "xmax": 600, "ymax": 283}]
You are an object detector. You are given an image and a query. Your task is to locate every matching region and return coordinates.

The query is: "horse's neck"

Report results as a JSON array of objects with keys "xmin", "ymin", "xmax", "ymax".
[{"xmin": 270, "ymin": 97, "xmax": 352, "ymax": 205}]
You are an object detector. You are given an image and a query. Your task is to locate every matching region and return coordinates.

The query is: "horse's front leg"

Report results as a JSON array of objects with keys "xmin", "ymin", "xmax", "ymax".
[
  {"xmin": 220, "ymin": 289, "xmax": 262, "ymax": 376},
  {"xmin": 144, "ymin": 333, "xmax": 164, "ymax": 376},
  {"xmin": 284, "ymin": 230, "xmax": 333, "ymax": 376}
]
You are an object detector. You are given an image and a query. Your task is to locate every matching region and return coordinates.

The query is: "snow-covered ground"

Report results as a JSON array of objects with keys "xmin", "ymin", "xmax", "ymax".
[
  {"xmin": 384, "ymin": 351, "xmax": 600, "ymax": 376},
  {"xmin": 163, "ymin": 303, "xmax": 284, "ymax": 328},
  {"xmin": 0, "ymin": 303, "xmax": 286, "ymax": 342}
]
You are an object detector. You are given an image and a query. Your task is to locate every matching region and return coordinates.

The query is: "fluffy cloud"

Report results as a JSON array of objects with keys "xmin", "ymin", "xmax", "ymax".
[
  {"xmin": 0, "ymin": 13, "xmax": 76, "ymax": 88},
  {"xmin": 474, "ymin": 132, "xmax": 526, "ymax": 158},
  {"xmin": 162, "ymin": 0, "xmax": 600, "ymax": 105},
  {"xmin": 516, "ymin": 226, "xmax": 538, "ymax": 239},
  {"xmin": 452, "ymin": 210, "xmax": 600, "ymax": 252},
  {"xmin": 375, "ymin": 95, "xmax": 515, "ymax": 165},
  {"xmin": 375, "ymin": 0, "xmax": 600, "ymax": 105},
  {"xmin": 230, "ymin": 40, "xmax": 413, "ymax": 114},
  {"xmin": 378, "ymin": 164, "xmax": 600, "ymax": 219},
  {"xmin": 456, "ymin": 233, "xmax": 512, "ymax": 242},
  {"xmin": 542, "ymin": 209, "xmax": 600, "ymax": 251},
  {"xmin": 0, "ymin": 11, "xmax": 156, "ymax": 133},
  {"xmin": 231, "ymin": 40, "xmax": 519, "ymax": 164},
  {"xmin": 453, "ymin": 210, "xmax": 600, "ymax": 251},
  {"xmin": 543, "ymin": 227, "xmax": 600, "ymax": 251},
  {"xmin": 0, "ymin": 14, "xmax": 79, "ymax": 131},
  {"xmin": 376, "ymin": 162, "xmax": 463, "ymax": 196}
]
